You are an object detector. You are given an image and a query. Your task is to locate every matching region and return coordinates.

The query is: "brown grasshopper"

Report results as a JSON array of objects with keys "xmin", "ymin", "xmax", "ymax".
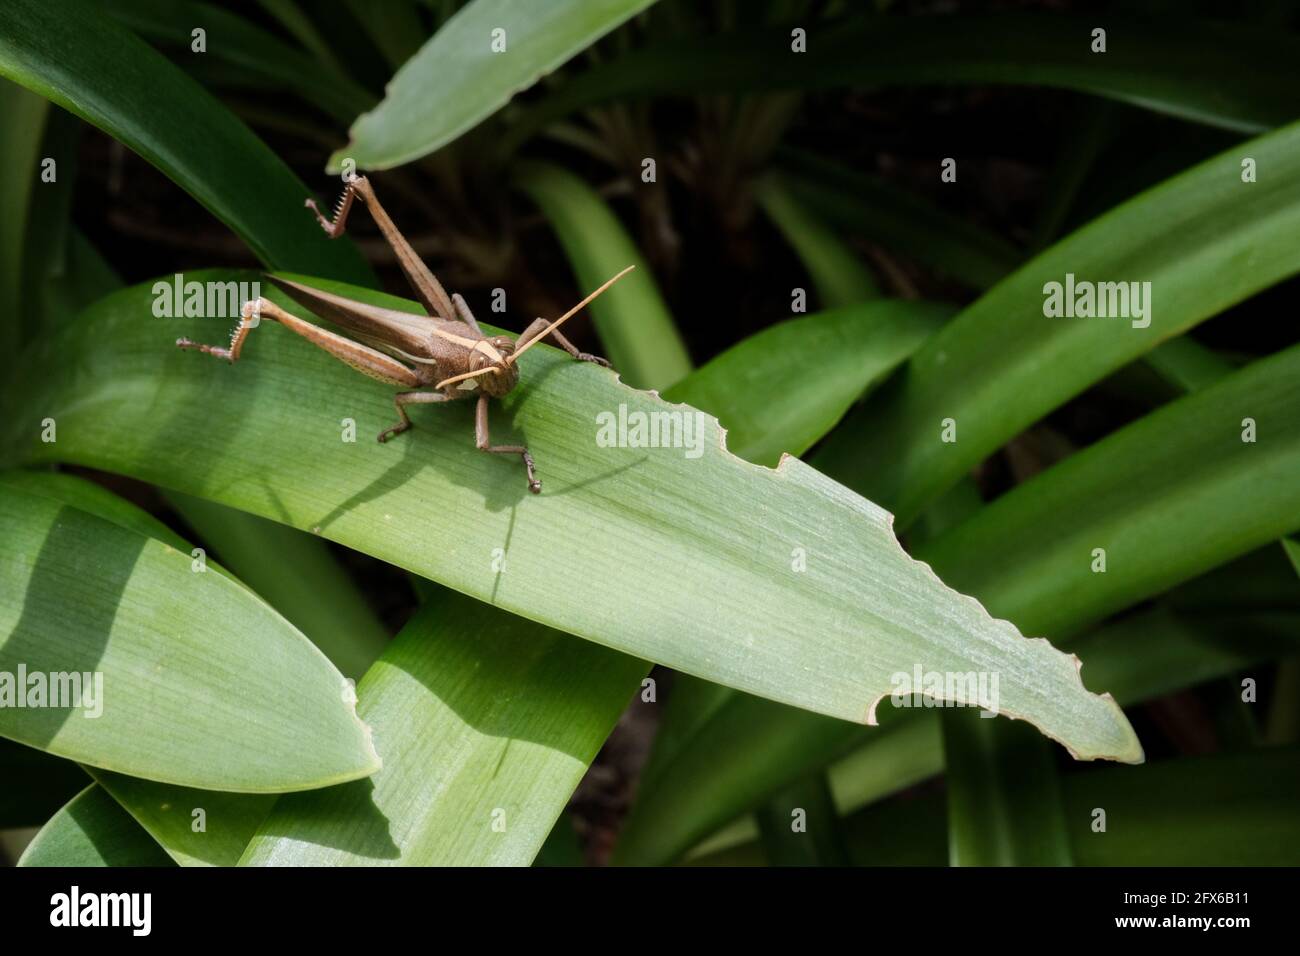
[{"xmin": 177, "ymin": 175, "xmax": 633, "ymax": 493}]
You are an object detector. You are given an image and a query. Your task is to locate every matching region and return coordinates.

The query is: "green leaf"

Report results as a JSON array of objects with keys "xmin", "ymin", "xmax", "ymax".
[
  {"xmin": 0, "ymin": 0, "xmax": 374, "ymax": 285},
  {"xmin": 18, "ymin": 784, "xmax": 176, "ymax": 867},
  {"xmin": 16, "ymin": 101, "xmax": 81, "ymax": 346},
  {"xmin": 241, "ymin": 591, "xmax": 645, "ymax": 865},
  {"xmin": 815, "ymin": 118, "xmax": 1300, "ymax": 527},
  {"xmin": 616, "ymin": 345, "xmax": 1300, "ymax": 864},
  {"xmin": 709, "ymin": 746, "xmax": 1300, "ymax": 867},
  {"xmin": 1, "ymin": 272, "xmax": 1138, "ymax": 762},
  {"xmin": 755, "ymin": 773, "xmax": 847, "ymax": 866},
  {"xmin": 1061, "ymin": 747, "xmax": 1300, "ymax": 866},
  {"xmin": 777, "ymin": 150, "xmax": 1021, "ymax": 291},
  {"xmin": 1278, "ymin": 537, "xmax": 1300, "ymax": 582},
  {"xmin": 689, "ymin": 601, "xmax": 1300, "ymax": 863},
  {"xmin": 501, "ymin": 14, "xmax": 1300, "ymax": 157},
  {"xmin": 102, "ymin": 0, "xmax": 377, "ymax": 125},
  {"xmin": 0, "ymin": 78, "xmax": 49, "ymax": 367},
  {"xmin": 922, "ymin": 479, "xmax": 1072, "ymax": 868},
  {"xmin": 853, "ymin": 598, "xmax": 1300, "ymax": 814},
  {"xmin": 0, "ymin": 474, "xmax": 380, "ymax": 791},
  {"xmin": 663, "ymin": 299, "xmax": 951, "ymax": 467},
  {"xmin": 512, "ymin": 161, "xmax": 692, "ymax": 390},
  {"xmin": 942, "ymin": 710, "xmax": 1072, "ymax": 866},
  {"xmin": 0, "ymin": 470, "xmax": 380, "ymax": 862},
  {"xmin": 754, "ymin": 175, "xmax": 879, "ymax": 306},
  {"xmin": 923, "ymin": 345, "xmax": 1300, "ymax": 640},
  {"xmin": 534, "ymin": 812, "xmax": 586, "ymax": 867},
  {"xmin": 21, "ymin": 218, "xmax": 389, "ymax": 685},
  {"xmin": 76, "ymin": 588, "xmax": 628, "ymax": 869},
  {"xmin": 328, "ymin": 0, "xmax": 660, "ymax": 171},
  {"xmin": 1028, "ymin": 99, "xmax": 1115, "ymax": 251},
  {"xmin": 0, "ymin": 469, "xmax": 193, "ymax": 552},
  {"xmin": 4, "ymin": 469, "xmax": 386, "ymax": 678},
  {"xmin": 622, "ymin": 690, "xmax": 860, "ymax": 865},
  {"xmin": 1144, "ymin": 335, "xmax": 1233, "ymax": 393},
  {"xmin": 88, "ymin": 770, "xmax": 273, "ymax": 867},
  {"xmin": 165, "ymin": 491, "xmax": 390, "ymax": 680},
  {"xmin": 1073, "ymin": 606, "xmax": 1300, "ymax": 707},
  {"xmin": 41, "ymin": 229, "xmax": 122, "ymax": 330}
]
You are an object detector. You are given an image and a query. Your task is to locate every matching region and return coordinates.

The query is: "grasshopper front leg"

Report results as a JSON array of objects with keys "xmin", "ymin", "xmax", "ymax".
[
  {"xmin": 476, "ymin": 393, "xmax": 540, "ymax": 494},
  {"xmin": 379, "ymin": 390, "xmax": 454, "ymax": 443},
  {"xmin": 517, "ymin": 317, "xmax": 612, "ymax": 368}
]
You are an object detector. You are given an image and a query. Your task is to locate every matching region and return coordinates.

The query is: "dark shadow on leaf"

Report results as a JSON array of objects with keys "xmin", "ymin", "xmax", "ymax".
[
  {"xmin": 2, "ymin": 505, "xmax": 141, "ymax": 748},
  {"xmin": 542, "ymin": 457, "xmax": 647, "ymax": 497},
  {"xmin": 61, "ymin": 786, "xmax": 174, "ymax": 867},
  {"xmin": 252, "ymin": 777, "xmax": 399, "ymax": 861}
]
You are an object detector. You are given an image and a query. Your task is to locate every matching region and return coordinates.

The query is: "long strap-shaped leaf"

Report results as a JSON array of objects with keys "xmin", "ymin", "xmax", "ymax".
[
  {"xmin": 815, "ymin": 118, "xmax": 1300, "ymax": 527},
  {"xmin": 83, "ymin": 293, "xmax": 932, "ymax": 868},
  {"xmin": 0, "ymin": 0, "xmax": 373, "ymax": 285},
  {"xmin": 86, "ymin": 770, "xmax": 272, "ymax": 868},
  {"xmin": 698, "ymin": 746, "xmax": 1300, "ymax": 867},
  {"xmin": 71, "ymin": 595, "xmax": 641, "ymax": 867},
  {"xmin": 328, "ymin": 0, "xmax": 660, "ymax": 171},
  {"xmin": 686, "ymin": 599, "xmax": 1300, "ymax": 862},
  {"xmin": 500, "ymin": 14, "xmax": 1300, "ymax": 157},
  {"xmin": 774, "ymin": 149, "xmax": 1022, "ymax": 291},
  {"xmin": 0, "ymin": 79, "xmax": 48, "ymax": 369},
  {"xmin": 513, "ymin": 161, "xmax": 692, "ymax": 391},
  {"xmin": 101, "ymin": 0, "xmax": 377, "ymax": 125},
  {"xmin": 662, "ymin": 299, "xmax": 952, "ymax": 467},
  {"xmin": 0, "ymin": 272, "xmax": 1140, "ymax": 764},
  {"xmin": 615, "ymin": 343, "xmax": 1300, "ymax": 864},
  {"xmin": 18, "ymin": 784, "xmax": 176, "ymax": 867},
  {"xmin": 0, "ymin": 473, "xmax": 380, "ymax": 792},
  {"xmin": 923, "ymin": 345, "xmax": 1300, "ymax": 636},
  {"xmin": 240, "ymin": 591, "xmax": 646, "ymax": 865}
]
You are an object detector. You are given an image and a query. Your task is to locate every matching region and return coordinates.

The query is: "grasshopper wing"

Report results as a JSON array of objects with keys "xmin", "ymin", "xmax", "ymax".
[{"xmin": 265, "ymin": 274, "xmax": 439, "ymax": 359}]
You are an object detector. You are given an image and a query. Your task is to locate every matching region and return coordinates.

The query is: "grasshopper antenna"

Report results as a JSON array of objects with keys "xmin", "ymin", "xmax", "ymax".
[
  {"xmin": 436, "ymin": 366, "xmax": 499, "ymax": 389},
  {"xmin": 433, "ymin": 265, "xmax": 635, "ymax": 390},
  {"xmin": 505, "ymin": 264, "xmax": 635, "ymax": 366}
]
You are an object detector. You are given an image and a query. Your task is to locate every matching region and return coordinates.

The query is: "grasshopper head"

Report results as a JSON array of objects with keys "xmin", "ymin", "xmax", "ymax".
[{"xmin": 469, "ymin": 336, "xmax": 519, "ymax": 397}]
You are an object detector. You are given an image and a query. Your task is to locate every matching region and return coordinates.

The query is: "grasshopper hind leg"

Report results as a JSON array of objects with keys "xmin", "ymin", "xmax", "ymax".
[
  {"xmin": 306, "ymin": 176, "xmax": 457, "ymax": 323},
  {"xmin": 176, "ymin": 299, "xmax": 264, "ymax": 362}
]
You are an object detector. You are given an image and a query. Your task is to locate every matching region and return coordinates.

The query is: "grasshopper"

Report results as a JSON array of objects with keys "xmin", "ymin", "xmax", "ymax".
[{"xmin": 177, "ymin": 175, "xmax": 633, "ymax": 493}]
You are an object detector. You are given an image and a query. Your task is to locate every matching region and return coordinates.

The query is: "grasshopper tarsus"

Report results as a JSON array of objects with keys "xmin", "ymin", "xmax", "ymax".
[
  {"xmin": 306, "ymin": 175, "xmax": 367, "ymax": 239},
  {"xmin": 305, "ymin": 197, "xmax": 342, "ymax": 238},
  {"xmin": 176, "ymin": 337, "xmax": 233, "ymax": 362},
  {"xmin": 521, "ymin": 451, "xmax": 541, "ymax": 494},
  {"xmin": 578, "ymin": 352, "xmax": 612, "ymax": 368}
]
